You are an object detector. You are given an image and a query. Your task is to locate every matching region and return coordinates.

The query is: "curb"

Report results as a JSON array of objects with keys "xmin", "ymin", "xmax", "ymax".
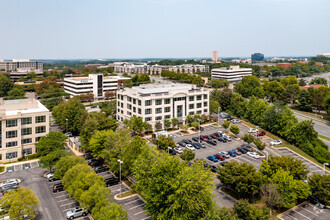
[{"xmin": 114, "ymin": 193, "xmax": 138, "ymax": 201}]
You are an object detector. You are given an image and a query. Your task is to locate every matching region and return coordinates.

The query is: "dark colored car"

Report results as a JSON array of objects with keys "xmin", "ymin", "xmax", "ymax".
[
  {"xmin": 307, "ymin": 195, "xmax": 326, "ymax": 208},
  {"xmin": 168, "ymin": 147, "xmax": 177, "ymax": 155},
  {"xmin": 183, "ymin": 139, "xmax": 192, "ymax": 144},
  {"xmin": 207, "ymin": 156, "xmax": 218, "ymax": 162},
  {"xmin": 200, "ymin": 135, "xmax": 208, "ymax": 141},
  {"xmin": 105, "ymin": 177, "xmax": 119, "ymax": 186},
  {"xmin": 214, "ymin": 154, "xmax": 226, "ymax": 161},
  {"xmin": 241, "ymin": 145, "xmax": 252, "ymax": 152},
  {"xmin": 207, "ymin": 139, "xmax": 217, "ymax": 145},
  {"xmin": 234, "ymin": 149, "xmax": 242, "ymax": 156},
  {"xmin": 228, "ymin": 150, "xmax": 236, "ymax": 157},
  {"xmin": 178, "ymin": 141, "xmax": 186, "ymax": 147},
  {"xmin": 1, "ymin": 184, "xmax": 19, "ymax": 194},
  {"xmin": 48, "ymin": 176, "xmax": 60, "ymax": 182},
  {"xmin": 192, "ymin": 137, "xmax": 200, "ymax": 142},
  {"xmin": 209, "ymin": 165, "xmax": 217, "ymax": 173},
  {"xmin": 212, "ymin": 132, "xmax": 220, "ymax": 137},
  {"xmin": 94, "ymin": 166, "xmax": 108, "ymax": 173},
  {"xmin": 237, "ymin": 147, "xmax": 247, "ymax": 154},
  {"xmin": 196, "ymin": 126, "xmax": 204, "ymax": 131},
  {"xmin": 90, "ymin": 160, "xmax": 103, "ymax": 167},
  {"xmin": 205, "ymin": 135, "xmax": 213, "ymax": 140},
  {"xmin": 192, "ymin": 143, "xmax": 201, "ymax": 149},
  {"xmin": 256, "ymin": 131, "xmax": 266, "ymax": 137},
  {"xmin": 84, "ymin": 154, "xmax": 93, "ymax": 160},
  {"xmin": 53, "ymin": 183, "xmax": 64, "ymax": 193},
  {"xmin": 219, "ymin": 161, "xmax": 228, "ymax": 167},
  {"xmin": 217, "ymin": 136, "xmax": 227, "ymax": 143}
]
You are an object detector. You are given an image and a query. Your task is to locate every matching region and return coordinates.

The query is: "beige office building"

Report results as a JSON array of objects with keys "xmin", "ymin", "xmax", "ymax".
[
  {"xmin": 212, "ymin": 51, "xmax": 218, "ymax": 62},
  {"xmin": 0, "ymin": 98, "xmax": 50, "ymax": 162},
  {"xmin": 0, "ymin": 59, "xmax": 43, "ymax": 73},
  {"xmin": 211, "ymin": 65, "xmax": 252, "ymax": 82},
  {"xmin": 117, "ymin": 84, "xmax": 209, "ymax": 129}
]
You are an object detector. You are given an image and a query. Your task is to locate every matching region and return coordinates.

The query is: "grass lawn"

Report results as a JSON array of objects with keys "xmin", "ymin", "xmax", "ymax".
[
  {"xmin": 117, "ymin": 189, "xmax": 136, "ymax": 198},
  {"xmin": 318, "ymin": 134, "xmax": 330, "ymax": 141}
]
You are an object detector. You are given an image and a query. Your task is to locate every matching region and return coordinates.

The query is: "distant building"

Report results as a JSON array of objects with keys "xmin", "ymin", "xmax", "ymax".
[
  {"xmin": 211, "ymin": 65, "xmax": 252, "ymax": 82},
  {"xmin": 64, "ymin": 74, "xmax": 130, "ymax": 100},
  {"xmin": 9, "ymin": 71, "xmax": 43, "ymax": 82},
  {"xmin": 317, "ymin": 53, "xmax": 330, "ymax": 58},
  {"xmin": 299, "ymin": 84, "xmax": 324, "ymax": 90},
  {"xmin": 84, "ymin": 64, "xmax": 102, "ymax": 68},
  {"xmin": 212, "ymin": 51, "xmax": 218, "ymax": 62},
  {"xmin": 276, "ymin": 63, "xmax": 292, "ymax": 68},
  {"xmin": 0, "ymin": 59, "xmax": 43, "ymax": 73},
  {"xmin": 117, "ymin": 84, "xmax": 209, "ymax": 129},
  {"xmin": 251, "ymin": 53, "xmax": 264, "ymax": 62},
  {"xmin": 0, "ymin": 98, "xmax": 50, "ymax": 162}
]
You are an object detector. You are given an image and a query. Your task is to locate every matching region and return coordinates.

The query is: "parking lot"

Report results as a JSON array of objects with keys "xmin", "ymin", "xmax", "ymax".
[
  {"xmin": 6, "ymin": 161, "xmax": 39, "ymax": 172},
  {"xmin": 280, "ymin": 202, "xmax": 330, "ymax": 220}
]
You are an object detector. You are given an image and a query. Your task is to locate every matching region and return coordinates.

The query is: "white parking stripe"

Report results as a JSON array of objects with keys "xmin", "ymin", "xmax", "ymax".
[
  {"xmin": 141, "ymin": 217, "xmax": 151, "ymax": 220},
  {"xmin": 134, "ymin": 210, "xmax": 146, "ymax": 216},
  {"xmin": 299, "ymin": 206, "xmax": 319, "ymax": 217},
  {"xmin": 58, "ymin": 198, "xmax": 74, "ymax": 203},
  {"xmin": 55, "ymin": 194, "xmax": 67, "ymax": 199},
  {"xmin": 60, "ymin": 202, "xmax": 77, "ymax": 207},
  {"xmin": 292, "ymin": 210, "xmax": 311, "ymax": 220},
  {"xmin": 124, "ymin": 199, "xmax": 140, "ymax": 205},
  {"xmin": 128, "ymin": 204, "xmax": 144, "ymax": 210}
]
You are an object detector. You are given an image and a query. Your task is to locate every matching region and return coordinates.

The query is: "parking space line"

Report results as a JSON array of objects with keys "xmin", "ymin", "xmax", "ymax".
[
  {"xmin": 124, "ymin": 199, "xmax": 140, "ymax": 205},
  {"xmin": 285, "ymin": 213, "xmax": 298, "ymax": 220},
  {"xmin": 60, "ymin": 202, "xmax": 77, "ymax": 207},
  {"xmin": 134, "ymin": 210, "xmax": 146, "ymax": 216},
  {"xmin": 58, "ymin": 198, "xmax": 74, "ymax": 203},
  {"xmin": 55, "ymin": 194, "xmax": 68, "ymax": 199},
  {"xmin": 128, "ymin": 204, "xmax": 145, "ymax": 210},
  {"xmin": 299, "ymin": 206, "xmax": 319, "ymax": 217},
  {"xmin": 141, "ymin": 217, "xmax": 151, "ymax": 220},
  {"xmin": 291, "ymin": 210, "xmax": 311, "ymax": 220}
]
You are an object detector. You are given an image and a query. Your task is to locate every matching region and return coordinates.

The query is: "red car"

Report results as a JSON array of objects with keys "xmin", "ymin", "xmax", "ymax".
[
  {"xmin": 200, "ymin": 135, "xmax": 208, "ymax": 141},
  {"xmin": 256, "ymin": 131, "xmax": 266, "ymax": 137},
  {"xmin": 214, "ymin": 154, "xmax": 226, "ymax": 161}
]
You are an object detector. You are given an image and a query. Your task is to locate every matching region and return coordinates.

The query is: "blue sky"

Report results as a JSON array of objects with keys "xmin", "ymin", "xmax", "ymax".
[{"xmin": 0, "ymin": 0, "xmax": 329, "ymax": 59}]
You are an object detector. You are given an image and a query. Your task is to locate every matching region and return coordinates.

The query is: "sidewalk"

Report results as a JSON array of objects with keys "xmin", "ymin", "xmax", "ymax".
[
  {"xmin": 292, "ymin": 110, "xmax": 329, "ymax": 125},
  {"xmin": 0, "ymin": 159, "xmax": 40, "ymax": 168}
]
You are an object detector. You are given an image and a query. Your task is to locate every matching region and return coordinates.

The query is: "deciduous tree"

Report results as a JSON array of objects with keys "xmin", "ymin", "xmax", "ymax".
[
  {"xmin": 54, "ymin": 155, "xmax": 86, "ymax": 179},
  {"xmin": 230, "ymin": 125, "xmax": 239, "ymax": 136},
  {"xmin": 180, "ymin": 149, "xmax": 195, "ymax": 161},
  {"xmin": 260, "ymin": 184, "xmax": 282, "ymax": 216},
  {"xmin": 35, "ymin": 131, "xmax": 67, "ymax": 156},
  {"xmin": 123, "ymin": 115, "xmax": 149, "ymax": 134},
  {"xmin": 234, "ymin": 199, "xmax": 269, "ymax": 220},
  {"xmin": 308, "ymin": 173, "xmax": 330, "ymax": 202},
  {"xmin": 40, "ymin": 149, "xmax": 66, "ymax": 171}
]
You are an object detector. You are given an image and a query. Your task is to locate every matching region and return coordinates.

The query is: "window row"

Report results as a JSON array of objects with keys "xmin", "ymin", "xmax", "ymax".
[
  {"xmin": 6, "ymin": 116, "xmax": 46, "ymax": 128},
  {"xmin": 5, "ymin": 137, "xmax": 42, "ymax": 148},
  {"xmin": 189, "ymin": 102, "xmax": 208, "ymax": 109},
  {"xmin": 6, "ymin": 126, "xmax": 46, "ymax": 138},
  {"xmin": 145, "ymin": 115, "xmax": 171, "ymax": 121}
]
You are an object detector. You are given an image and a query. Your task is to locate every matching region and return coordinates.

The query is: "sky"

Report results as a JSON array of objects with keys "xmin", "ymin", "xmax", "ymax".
[{"xmin": 0, "ymin": 0, "xmax": 329, "ymax": 59}]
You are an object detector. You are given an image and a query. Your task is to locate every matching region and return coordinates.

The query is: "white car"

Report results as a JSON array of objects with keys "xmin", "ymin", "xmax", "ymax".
[
  {"xmin": 248, "ymin": 128, "xmax": 259, "ymax": 133},
  {"xmin": 231, "ymin": 119, "xmax": 241, "ymax": 123},
  {"xmin": 219, "ymin": 151, "xmax": 230, "ymax": 158},
  {"xmin": 46, "ymin": 173, "xmax": 54, "ymax": 179},
  {"xmin": 174, "ymin": 147, "xmax": 184, "ymax": 154},
  {"xmin": 217, "ymin": 131, "xmax": 223, "ymax": 135},
  {"xmin": 66, "ymin": 207, "xmax": 87, "ymax": 219},
  {"xmin": 0, "ymin": 179, "xmax": 18, "ymax": 187},
  {"xmin": 270, "ymin": 139, "xmax": 282, "ymax": 146},
  {"xmin": 223, "ymin": 135, "xmax": 232, "ymax": 142},
  {"xmin": 185, "ymin": 144, "xmax": 195, "ymax": 151},
  {"xmin": 247, "ymin": 152, "xmax": 260, "ymax": 159}
]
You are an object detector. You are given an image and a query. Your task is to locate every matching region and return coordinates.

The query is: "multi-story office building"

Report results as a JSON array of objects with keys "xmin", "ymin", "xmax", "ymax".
[
  {"xmin": 10, "ymin": 71, "xmax": 43, "ymax": 82},
  {"xmin": 167, "ymin": 65, "xmax": 209, "ymax": 74},
  {"xmin": 211, "ymin": 65, "xmax": 252, "ymax": 82},
  {"xmin": 117, "ymin": 84, "xmax": 209, "ymax": 129},
  {"xmin": 251, "ymin": 53, "xmax": 264, "ymax": 62},
  {"xmin": 0, "ymin": 98, "xmax": 50, "ymax": 162},
  {"xmin": 212, "ymin": 51, "xmax": 218, "ymax": 62},
  {"xmin": 64, "ymin": 74, "xmax": 130, "ymax": 100},
  {"xmin": 0, "ymin": 59, "xmax": 43, "ymax": 73}
]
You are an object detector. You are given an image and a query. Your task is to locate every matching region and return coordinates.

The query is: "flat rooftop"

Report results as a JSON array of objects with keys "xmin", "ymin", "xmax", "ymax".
[
  {"xmin": 0, "ymin": 98, "xmax": 49, "ymax": 116},
  {"xmin": 64, "ymin": 75, "xmax": 130, "ymax": 81},
  {"xmin": 123, "ymin": 83, "xmax": 203, "ymax": 95}
]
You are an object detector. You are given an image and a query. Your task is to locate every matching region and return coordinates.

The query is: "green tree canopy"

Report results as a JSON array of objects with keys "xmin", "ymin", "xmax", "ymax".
[
  {"xmin": 123, "ymin": 115, "xmax": 149, "ymax": 134},
  {"xmin": 180, "ymin": 149, "xmax": 195, "ymax": 161},
  {"xmin": 230, "ymin": 125, "xmax": 239, "ymax": 136},
  {"xmin": 54, "ymin": 155, "xmax": 86, "ymax": 179},
  {"xmin": 35, "ymin": 131, "xmax": 67, "ymax": 156},
  {"xmin": 7, "ymin": 85, "xmax": 25, "ymax": 100},
  {"xmin": 310, "ymin": 77, "xmax": 328, "ymax": 85},
  {"xmin": 153, "ymin": 135, "xmax": 175, "ymax": 150},
  {"xmin": 99, "ymin": 100, "xmax": 117, "ymax": 117},
  {"xmin": 234, "ymin": 75, "xmax": 264, "ymax": 98},
  {"xmin": 0, "ymin": 75, "xmax": 14, "ymax": 97},
  {"xmin": 40, "ymin": 149, "xmax": 66, "ymax": 171},
  {"xmin": 92, "ymin": 203, "xmax": 127, "ymax": 220},
  {"xmin": 308, "ymin": 173, "xmax": 330, "ymax": 202},
  {"xmin": 234, "ymin": 199, "xmax": 269, "ymax": 220}
]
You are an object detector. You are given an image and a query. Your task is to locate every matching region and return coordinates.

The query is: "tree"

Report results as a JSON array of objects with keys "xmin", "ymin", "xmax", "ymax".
[
  {"xmin": 219, "ymin": 88, "xmax": 233, "ymax": 110},
  {"xmin": 295, "ymin": 90, "xmax": 312, "ymax": 112},
  {"xmin": 122, "ymin": 136, "xmax": 147, "ymax": 176},
  {"xmin": 180, "ymin": 149, "xmax": 195, "ymax": 161},
  {"xmin": 263, "ymin": 80, "xmax": 285, "ymax": 102},
  {"xmin": 99, "ymin": 100, "xmax": 117, "ymax": 117},
  {"xmin": 230, "ymin": 125, "xmax": 239, "ymax": 136},
  {"xmin": 308, "ymin": 173, "xmax": 330, "ymax": 202},
  {"xmin": 35, "ymin": 131, "xmax": 67, "ymax": 156},
  {"xmin": 80, "ymin": 183, "xmax": 111, "ymax": 213},
  {"xmin": 0, "ymin": 75, "xmax": 14, "ymax": 97},
  {"xmin": 234, "ymin": 75, "xmax": 264, "ymax": 98},
  {"xmin": 323, "ymin": 94, "xmax": 330, "ymax": 115},
  {"xmin": 234, "ymin": 199, "xmax": 269, "ymax": 220},
  {"xmin": 242, "ymin": 134, "xmax": 255, "ymax": 146},
  {"xmin": 40, "ymin": 149, "xmax": 66, "ymax": 171},
  {"xmin": 0, "ymin": 187, "xmax": 40, "ymax": 220},
  {"xmin": 89, "ymin": 130, "xmax": 112, "ymax": 157},
  {"xmin": 54, "ymin": 155, "xmax": 86, "ymax": 179},
  {"xmin": 191, "ymin": 122, "xmax": 199, "ymax": 129},
  {"xmin": 253, "ymin": 138, "xmax": 266, "ymax": 151},
  {"xmin": 259, "ymin": 155, "xmax": 309, "ymax": 180},
  {"xmin": 185, "ymin": 115, "xmax": 195, "ymax": 125},
  {"xmin": 298, "ymin": 78, "xmax": 306, "ymax": 86},
  {"xmin": 41, "ymin": 87, "xmax": 68, "ymax": 111},
  {"xmin": 7, "ymin": 85, "xmax": 25, "ymax": 100},
  {"xmin": 171, "ymin": 117, "xmax": 179, "ymax": 129},
  {"xmin": 153, "ymin": 135, "xmax": 175, "ymax": 150},
  {"xmin": 285, "ymin": 84, "xmax": 300, "ymax": 104},
  {"xmin": 202, "ymin": 207, "xmax": 237, "ymax": 220},
  {"xmin": 123, "ymin": 115, "xmax": 149, "ymax": 134},
  {"xmin": 210, "ymin": 100, "xmax": 220, "ymax": 114},
  {"xmin": 155, "ymin": 121, "xmax": 162, "ymax": 131},
  {"xmin": 104, "ymin": 91, "xmax": 116, "ymax": 100},
  {"xmin": 260, "ymin": 184, "xmax": 282, "ymax": 216},
  {"xmin": 217, "ymin": 161, "xmax": 264, "ymax": 199},
  {"xmin": 310, "ymin": 77, "xmax": 328, "ymax": 85},
  {"xmin": 222, "ymin": 120, "xmax": 230, "ymax": 130},
  {"xmin": 163, "ymin": 119, "xmax": 171, "ymax": 130},
  {"xmin": 92, "ymin": 203, "xmax": 127, "ymax": 220},
  {"xmin": 180, "ymin": 124, "xmax": 189, "ymax": 132},
  {"xmin": 35, "ymin": 77, "xmax": 60, "ymax": 95},
  {"xmin": 207, "ymin": 79, "xmax": 229, "ymax": 88}
]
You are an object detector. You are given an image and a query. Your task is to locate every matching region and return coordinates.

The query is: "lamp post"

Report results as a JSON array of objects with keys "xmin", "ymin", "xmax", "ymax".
[
  {"xmin": 264, "ymin": 150, "xmax": 269, "ymax": 161},
  {"xmin": 66, "ymin": 118, "xmax": 68, "ymax": 133},
  {"xmin": 118, "ymin": 159, "xmax": 123, "ymax": 195},
  {"xmin": 323, "ymin": 163, "xmax": 329, "ymax": 175}
]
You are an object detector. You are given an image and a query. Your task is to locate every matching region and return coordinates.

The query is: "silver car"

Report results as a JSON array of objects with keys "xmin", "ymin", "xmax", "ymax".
[{"xmin": 66, "ymin": 207, "xmax": 87, "ymax": 219}]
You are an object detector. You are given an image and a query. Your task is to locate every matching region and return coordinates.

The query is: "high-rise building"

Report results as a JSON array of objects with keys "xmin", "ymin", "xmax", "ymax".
[
  {"xmin": 0, "ymin": 59, "xmax": 43, "ymax": 73},
  {"xmin": 251, "ymin": 53, "xmax": 264, "ymax": 62},
  {"xmin": 212, "ymin": 51, "xmax": 218, "ymax": 62}
]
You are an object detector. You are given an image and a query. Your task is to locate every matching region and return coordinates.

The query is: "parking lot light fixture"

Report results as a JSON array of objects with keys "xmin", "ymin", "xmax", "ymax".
[
  {"xmin": 264, "ymin": 150, "xmax": 269, "ymax": 161},
  {"xmin": 323, "ymin": 163, "xmax": 329, "ymax": 175},
  {"xmin": 118, "ymin": 159, "xmax": 123, "ymax": 195}
]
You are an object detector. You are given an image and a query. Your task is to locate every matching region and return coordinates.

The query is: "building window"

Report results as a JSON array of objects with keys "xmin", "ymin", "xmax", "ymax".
[
  {"xmin": 117, "ymin": 102, "xmax": 120, "ymax": 106},
  {"xmin": 145, "ymin": 117, "xmax": 151, "ymax": 121},
  {"xmin": 189, "ymin": 112, "xmax": 194, "ymax": 115},
  {"xmin": 121, "ymin": 96, "xmax": 123, "ymax": 100},
  {"xmin": 189, "ymin": 104, "xmax": 194, "ymax": 109},
  {"xmin": 164, "ymin": 99, "xmax": 170, "ymax": 104},
  {"xmin": 22, "ymin": 128, "xmax": 32, "ymax": 135},
  {"xmin": 128, "ymin": 112, "xmax": 132, "ymax": 116},
  {"xmin": 21, "ymin": 117, "xmax": 32, "ymax": 125},
  {"xmin": 6, "ymin": 119, "xmax": 17, "ymax": 128},
  {"xmin": 204, "ymin": 109, "xmax": 208, "ymax": 113},
  {"xmin": 6, "ymin": 130, "xmax": 17, "ymax": 139},
  {"xmin": 197, "ymin": 110, "xmax": 202, "ymax": 114},
  {"xmin": 138, "ymin": 100, "xmax": 141, "ymax": 106},
  {"xmin": 173, "ymin": 97, "xmax": 186, "ymax": 101},
  {"xmin": 156, "ymin": 108, "xmax": 162, "ymax": 114},
  {"xmin": 117, "ymin": 94, "xmax": 120, "ymax": 99},
  {"xmin": 145, "ymin": 100, "xmax": 152, "ymax": 106},
  {"xmin": 127, "ymin": 104, "xmax": 132, "ymax": 110},
  {"xmin": 22, "ymin": 148, "xmax": 32, "ymax": 155},
  {"xmin": 138, "ymin": 108, "xmax": 141, "ymax": 114},
  {"xmin": 155, "ymin": 116, "xmax": 162, "ymax": 120},
  {"xmin": 22, "ymin": 138, "xmax": 32, "ymax": 145},
  {"xmin": 204, "ymin": 94, "xmax": 208, "ymax": 99},
  {"xmin": 204, "ymin": 101, "xmax": 208, "ymax": 107},
  {"xmin": 35, "ymin": 116, "xmax": 46, "ymax": 123},
  {"xmin": 35, "ymin": 137, "xmax": 42, "ymax": 142},
  {"xmin": 189, "ymin": 96, "xmax": 194, "ymax": 101},
  {"xmin": 6, "ymin": 152, "xmax": 17, "ymax": 159},
  {"xmin": 133, "ymin": 99, "xmax": 136, "ymax": 104},
  {"xmin": 197, "ymin": 95, "xmax": 202, "ymax": 101},
  {"xmin": 145, "ymin": 109, "xmax": 152, "ymax": 115},
  {"xmin": 197, "ymin": 103, "xmax": 202, "ymax": 108},
  {"xmin": 165, "ymin": 107, "xmax": 171, "ymax": 113},
  {"xmin": 6, "ymin": 141, "xmax": 17, "ymax": 148},
  {"xmin": 127, "ymin": 96, "xmax": 132, "ymax": 102},
  {"xmin": 36, "ymin": 126, "xmax": 46, "ymax": 134},
  {"xmin": 165, "ymin": 115, "xmax": 171, "ymax": 119},
  {"xmin": 156, "ymin": 99, "xmax": 162, "ymax": 105},
  {"xmin": 133, "ymin": 107, "xmax": 136, "ymax": 113},
  {"xmin": 121, "ymin": 103, "xmax": 123, "ymax": 108}
]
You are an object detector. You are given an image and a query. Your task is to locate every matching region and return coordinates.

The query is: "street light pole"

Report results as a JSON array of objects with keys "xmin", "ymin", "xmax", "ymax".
[
  {"xmin": 218, "ymin": 107, "xmax": 221, "ymax": 126},
  {"xmin": 264, "ymin": 150, "xmax": 269, "ymax": 161},
  {"xmin": 118, "ymin": 159, "xmax": 123, "ymax": 195},
  {"xmin": 323, "ymin": 163, "xmax": 329, "ymax": 175}
]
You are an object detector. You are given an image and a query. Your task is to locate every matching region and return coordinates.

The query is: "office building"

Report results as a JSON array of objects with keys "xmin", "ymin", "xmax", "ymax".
[
  {"xmin": 212, "ymin": 51, "xmax": 218, "ymax": 62},
  {"xmin": 0, "ymin": 59, "xmax": 43, "ymax": 73},
  {"xmin": 0, "ymin": 98, "xmax": 50, "ymax": 162},
  {"xmin": 117, "ymin": 84, "xmax": 209, "ymax": 129},
  {"xmin": 211, "ymin": 65, "xmax": 252, "ymax": 82},
  {"xmin": 251, "ymin": 53, "xmax": 264, "ymax": 62},
  {"xmin": 317, "ymin": 53, "xmax": 330, "ymax": 58},
  {"xmin": 9, "ymin": 71, "xmax": 43, "ymax": 82},
  {"xmin": 64, "ymin": 74, "xmax": 130, "ymax": 100}
]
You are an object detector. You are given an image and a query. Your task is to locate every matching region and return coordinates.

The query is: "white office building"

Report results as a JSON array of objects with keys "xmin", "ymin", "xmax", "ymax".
[
  {"xmin": 0, "ymin": 59, "xmax": 43, "ymax": 73},
  {"xmin": 117, "ymin": 84, "xmax": 210, "ymax": 129},
  {"xmin": 0, "ymin": 98, "xmax": 50, "ymax": 162},
  {"xmin": 211, "ymin": 65, "xmax": 252, "ymax": 82},
  {"xmin": 64, "ymin": 74, "xmax": 130, "ymax": 100}
]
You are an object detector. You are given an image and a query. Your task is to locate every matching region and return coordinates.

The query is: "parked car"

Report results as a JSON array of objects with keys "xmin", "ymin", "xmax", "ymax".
[
  {"xmin": 205, "ymin": 135, "xmax": 213, "ymax": 140},
  {"xmin": 214, "ymin": 154, "xmax": 226, "ymax": 161},
  {"xmin": 192, "ymin": 143, "xmax": 201, "ymax": 149},
  {"xmin": 247, "ymin": 152, "xmax": 260, "ymax": 159},
  {"xmin": 207, "ymin": 139, "xmax": 217, "ymax": 145},
  {"xmin": 183, "ymin": 139, "xmax": 192, "ymax": 144},
  {"xmin": 219, "ymin": 151, "xmax": 230, "ymax": 159},
  {"xmin": 256, "ymin": 131, "xmax": 266, "ymax": 137},
  {"xmin": 53, "ymin": 183, "xmax": 64, "ymax": 193},
  {"xmin": 270, "ymin": 139, "xmax": 282, "ymax": 146},
  {"xmin": 307, "ymin": 195, "xmax": 326, "ymax": 209},
  {"xmin": 211, "ymin": 134, "xmax": 218, "ymax": 139},
  {"xmin": 0, "ymin": 179, "xmax": 18, "ymax": 187},
  {"xmin": 48, "ymin": 176, "xmax": 60, "ymax": 182},
  {"xmin": 89, "ymin": 160, "xmax": 103, "ymax": 168},
  {"xmin": 167, "ymin": 147, "xmax": 177, "ymax": 155},
  {"xmin": 94, "ymin": 166, "xmax": 108, "ymax": 173},
  {"xmin": 196, "ymin": 126, "xmax": 204, "ymax": 131},
  {"xmin": 84, "ymin": 154, "xmax": 93, "ymax": 160},
  {"xmin": 228, "ymin": 150, "xmax": 236, "ymax": 157},
  {"xmin": 248, "ymin": 128, "xmax": 259, "ymax": 133},
  {"xmin": 217, "ymin": 136, "xmax": 227, "ymax": 143},
  {"xmin": 217, "ymin": 131, "xmax": 223, "ymax": 135},
  {"xmin": 192, "ymin": 137, "xmax": 200, "ymax": 142},
  {"xmin": 220, "ymin": 112, "xmax": 231, "ymax": 119},
  {"xmin": 241, "ymin": 145, "xmax": 252, "ymax": 152},
  {"xmin": 231, "ymin": 119, "xmax": 241, "ymax": 123},
  {"xmin": 105, "ymin": 177, "xmax": 119, "ymax": 186},
  {"xmin": 200, "ymin": 135, "xmax": 208, "ymax": 141},
  {"xmin": 236, "ymin": 147, "xmax": 247, "ymax": 154},
  {"xmin": 174, "ymin": 147, "xmax": 184, "ymax": 154},
  {"xmin": 209, "ymin": 165, "xmax": 218, "ymax": 173},
  {"xmin": 199, "ymin": 143, "xmax": 206, "ymax": 148},
  {"xmin": 1, "ymin": 185, "xmax": 19, "ymax": 194},
  {"xmin": 46, "ymin": 173, "xmax": 54, "ymax": 179},
  {"xmin": 207, "ymin": 156, "xmax": 219, "ymax": 162},
  {"xmin": 223, "ymin": 135, "xmax": 232, "ymax": 142},
  {"xmin": 177, "ymin": 141, "xmax": 187, "ymax": 147},
  {"xmin": 185, "ymin": 144, "xmax": 195, "ymax": 151},
  {"xmin": 66, "ymin": 207, "xmax": 88, "ymax": 219},
  {"xmin": 234, "ymin": 149, "xmax": 242, "ymax": 155}
]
